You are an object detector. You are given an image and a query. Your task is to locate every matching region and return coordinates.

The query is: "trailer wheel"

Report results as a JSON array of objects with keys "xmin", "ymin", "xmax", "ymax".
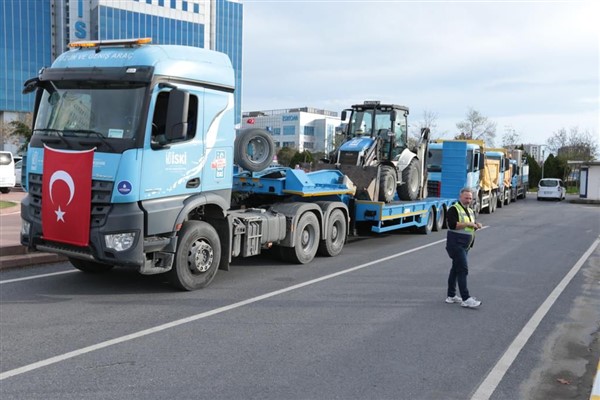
[
  {"xmin": 169, "ymin": 221, "xmax": 220, "ymax": 291},
  {"xmin": 433, "ymin": 206, "xmax": 445, "ymax": 232},
  {"xmin": 418, "ymin": 207, "xmax": 434, "ymax": 235},
  {"xmin": 234, "ymin": 129, "xmax": 275, "ymax": 172},
  {"xmin": 69, "ymin": 258, "xmax": 114, "ymax": 273},
  {"xmin": 398, "ymin": 158, "xmax": 420, "ymax": 201},
  {"xmin": 283, "ymin": 212, "xmax": 320, "ymax": 264},
  {"xmin": 318, "ymin": 209, "xmax": 346, "ymax": 257},
  {"xmin": 379, "ymin": 166, "xmax": 396, "ymax": 203}
]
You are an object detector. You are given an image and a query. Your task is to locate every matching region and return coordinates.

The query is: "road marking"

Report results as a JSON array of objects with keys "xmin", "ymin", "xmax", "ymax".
[
  {"xmin": 0, "ymin": 270, "xmax": 77, "ymax": 284},
  {"xmin": 471, "ymin": 236, "xmax": 600, "ymax": 400},
  {"xmin": 0, "ymin": 238, "xmax": 448, "ymax": 381}
]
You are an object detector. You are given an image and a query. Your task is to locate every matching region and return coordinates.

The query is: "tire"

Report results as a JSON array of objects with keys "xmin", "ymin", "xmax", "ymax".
[
  {"xmin": 398, "ymin": 158, "xmax": 420, "ymax": 201},
  {"xmin": 418, "ymin": 207, "xmax": 434, "ymax": 234},
  {"xmin": 0, "ymin": 187, "xmax": 10, "ymax": 194},
  {"xmin": 318, "ymin": 209, "xmax": 346, "ymax": 257},
  {"xmin": 491, "ymin": 193, "xmax": 497, "ymax": 213},
  {"xmin": 497, "ymin": 192, "xmax": 503, "ymax": 208},
  {"xmin": 69, "ymin": 258, "xmax": 114, "ymax": 273},
  {"xmin": 234, "ymin": 129, "xmax": 275, "ymax": 172},
  {"xmin": 433, "ymin": 206, "xmax": 445, "ymax": 232},
  {"xmin": 169, "ymin": 221, "xmax": 221, "ymax": 291},
  {"xmin": 379, "ymin": 166, "xmax": 396, "ymax": 203},
  {"xmin": 282, "ymin": 212, "xmax": 320, "ymax": 264}
]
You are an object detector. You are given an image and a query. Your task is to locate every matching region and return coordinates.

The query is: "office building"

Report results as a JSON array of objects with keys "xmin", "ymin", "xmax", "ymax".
[
  {"xmin": 241, "ymin": 107, "xmax": 342, "ymax": 153},
  {"xmin": 1, "ymin": 0, "xmax": 243, "ymax": 151}
]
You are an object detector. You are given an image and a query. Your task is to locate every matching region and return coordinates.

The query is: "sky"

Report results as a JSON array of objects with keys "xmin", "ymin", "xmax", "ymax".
[{"xmin": 241, "ymin": 0, "xmax": 599, "ymax": 146}]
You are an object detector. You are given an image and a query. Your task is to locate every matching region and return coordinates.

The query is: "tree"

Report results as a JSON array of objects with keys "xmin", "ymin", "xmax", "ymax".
[
  {"xmin": 455, "ymin": 108, "xmax": 497, "ymax": 147},
  {"xmin": 7, "ymin": 120, "xmax": 33, "ymax": 154},
  {"xmin": 501, "ymin": 126, "xmax": 521, "ymax": 149},
  {"xmin": 542, "ymin": 154, "xmax": 568, "ymax": 180},
  {"xmin": 410, "ymin": 109, "xmax": 441, "ymax": 148},
  {"xmin": 546, "ymin": 127, "xmax": 598, "ymax": 161},
  {"xmin": 276, "ymin": 147, "xmax": 295, "ymax": 167},
  {"xmin": 526, "ymin": 154, "xmax": 541, "ymax": 188},
  {"xmin": 290, "ymin": 150, "xmax": 313, "ymax": 169}
]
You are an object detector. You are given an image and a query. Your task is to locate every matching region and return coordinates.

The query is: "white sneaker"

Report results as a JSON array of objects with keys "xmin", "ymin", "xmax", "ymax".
[
  {"xmin": 461, "ymin": 297, "xmax": 482, "ymax": 308},
  {"xmin": 445, "ymin": 296, "xmax": 462, "ymax": 304}
]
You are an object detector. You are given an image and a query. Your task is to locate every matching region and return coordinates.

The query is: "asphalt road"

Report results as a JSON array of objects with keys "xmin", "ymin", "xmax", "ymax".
[{"xmin": 1, "ymin": 197, "xmax": 599, "ymax": 400}]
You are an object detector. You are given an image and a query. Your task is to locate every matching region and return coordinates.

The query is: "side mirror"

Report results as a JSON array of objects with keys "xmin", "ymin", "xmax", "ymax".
[
  {"xmin": 478, "ymin": 154, "xmax": 485, "ymax": 169},
  {"xmin": 341, "ymin": 110, "xmax": 347, "ymax": 121},
  {"xmin": 165, "ymin": 89, "xmax": 189, "ymax": 141},
  {"xmin": 390, "ymin": 110, "xmax": 397, "ymax": 122}
]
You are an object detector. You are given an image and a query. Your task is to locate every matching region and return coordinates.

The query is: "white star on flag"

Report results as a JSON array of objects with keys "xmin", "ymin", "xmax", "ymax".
[{"xmin": 55, "ymin": 206, "xmax": 66, "ymax": 222}]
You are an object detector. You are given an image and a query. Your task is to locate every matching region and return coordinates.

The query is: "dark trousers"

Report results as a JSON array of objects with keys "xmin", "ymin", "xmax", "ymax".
[{"xmin": 446, "ymin": 245, "xmax": 470, "ymax": 300}]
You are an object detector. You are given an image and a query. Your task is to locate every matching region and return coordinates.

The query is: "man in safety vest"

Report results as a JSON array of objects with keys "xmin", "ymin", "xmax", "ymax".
[{"xmin": 445, "ymin": 188, "xmax": 483, "ymax": 308}]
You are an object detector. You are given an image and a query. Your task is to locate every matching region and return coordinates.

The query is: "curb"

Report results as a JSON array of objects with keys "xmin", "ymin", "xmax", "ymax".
[{"xmin": 0, "ymin": 245, "xmax": 67, "ymax": 270}]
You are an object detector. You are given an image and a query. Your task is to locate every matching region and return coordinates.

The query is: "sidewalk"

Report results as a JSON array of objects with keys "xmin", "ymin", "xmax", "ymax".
[{"xmin": 0, "ymin": 189, "xmax": 67, "ymax": 270}]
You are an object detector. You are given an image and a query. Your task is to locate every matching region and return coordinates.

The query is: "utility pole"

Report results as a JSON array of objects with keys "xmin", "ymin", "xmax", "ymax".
[{"xmin": 541, "ymin": 148, "xmax": 545, "ymax": 179}]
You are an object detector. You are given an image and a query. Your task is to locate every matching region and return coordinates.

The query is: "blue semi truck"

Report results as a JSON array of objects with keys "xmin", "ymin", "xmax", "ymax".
[{"xmin": 20, "ymin": 39, "xmax": 455, "ymax": 290}]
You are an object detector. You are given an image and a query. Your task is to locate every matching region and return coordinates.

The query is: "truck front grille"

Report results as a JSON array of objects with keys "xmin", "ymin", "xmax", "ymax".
[{"xmin": 28, "ymin": 173, "xmax": 114, "ymax": 227}]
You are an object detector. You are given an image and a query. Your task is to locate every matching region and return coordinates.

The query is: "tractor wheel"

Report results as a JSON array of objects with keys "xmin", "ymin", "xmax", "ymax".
[
  {"xmin": 379, "ymin": 166, "xmax": 397, "ymax": 203},
  {"xmin": 398, "ymin": 158, "xmax": 420, "ymax": 201}
]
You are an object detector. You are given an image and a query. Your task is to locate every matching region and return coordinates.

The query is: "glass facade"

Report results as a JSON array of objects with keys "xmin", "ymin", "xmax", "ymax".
[
  {"xmin": 98, "ymin": 6, "xmax": 204, "ymax": 47},
  {"xmin": 0, "ymin": 1, "xmax": 52, "ymax": 112},
  {"xmin": 215, "ymin": 0, "xmax": 243, "ymax": 125}
]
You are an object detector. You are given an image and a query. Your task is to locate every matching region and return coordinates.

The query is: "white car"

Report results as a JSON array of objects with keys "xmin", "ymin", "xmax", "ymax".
[{"xmin": 537, "ymin": 178, "xmax": 565, "ymax": 201}]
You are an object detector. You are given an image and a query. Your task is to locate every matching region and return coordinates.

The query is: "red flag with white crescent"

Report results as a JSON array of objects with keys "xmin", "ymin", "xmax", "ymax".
[{"xmin": 42, "ymin": 146, "xmax": 94, "ymax": 246}]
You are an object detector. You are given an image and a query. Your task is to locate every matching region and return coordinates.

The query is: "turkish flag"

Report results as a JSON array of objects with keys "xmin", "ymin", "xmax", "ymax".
[{"xmin": 42, "ymin": 146, "xmax": 94, "ymax": 247}]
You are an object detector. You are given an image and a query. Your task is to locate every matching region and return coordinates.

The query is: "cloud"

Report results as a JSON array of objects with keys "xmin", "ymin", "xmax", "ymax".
[{"xmin": 242, "ymin": 1, "xmax": 599, "ymax": 145}]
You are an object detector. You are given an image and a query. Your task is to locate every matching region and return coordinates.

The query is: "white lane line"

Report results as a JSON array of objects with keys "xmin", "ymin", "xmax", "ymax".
[
  {"xmin": 0, "ymin": 238, "xmax": 447, "ymax": 381},
  {"xmin": 0, "ymin": 270, "xmax": 77, "ymax": 284},
  {"xmin": 471, "ymin": 236, "xmax": 600, "ymax": 400}
]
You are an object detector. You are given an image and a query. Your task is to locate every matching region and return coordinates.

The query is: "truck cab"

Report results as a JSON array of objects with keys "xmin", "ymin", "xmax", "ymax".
[{"xmin": 21, "ymin": 39, "xmax": 237, "ymax": 287}]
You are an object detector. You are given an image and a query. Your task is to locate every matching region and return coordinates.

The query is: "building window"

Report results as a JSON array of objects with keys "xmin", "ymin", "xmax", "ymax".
[
  {"xmin": 283, "ymin": 126, "xmax": 295, "ymax": 135},
  {"xmin": 182, "ymin": 1, "xmax": 188, "ymax": 11},
  {"xmin": 170, "ymin": 0, "xmax": 176, "ymax": 9},
  {"xmin": 283, "ymin": 142, "xmax": 296, "ymax": 148},
  {"xmin": 303, "ymin": 126, "xmax": 315, "ymax": 136},
  {"xmin": 158, "ymin": 0, "xmax": 165, "ymax": 6},
  {"xmin": 273, "ymin": 127, "xmax": 281, "ymax": 135},
  {"xmin": 193, "ymin": 3, "xmax": 200, "ymax": 13},
  {"xmin": 304, "ymin": 142, "xmax": 314, "ymax": 149}
]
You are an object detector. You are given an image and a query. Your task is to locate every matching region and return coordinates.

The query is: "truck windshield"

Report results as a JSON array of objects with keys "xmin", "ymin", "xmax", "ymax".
[
  {"xmin": 34, "ymin": 83, "xmax": 146, "ymax": 142},
  {"xmin": 427, "ymin": 148, "xmax": 442, "ymax": 172}
]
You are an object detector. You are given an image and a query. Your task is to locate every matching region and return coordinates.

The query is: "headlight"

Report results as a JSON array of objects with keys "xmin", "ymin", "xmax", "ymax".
[
  {"xmin": 104, "ymin": 232, "xmax": 136, "ymax": 251},
  {"xmin": 21, "ymin": 219, "xmax": 30, "ymax": 236}
]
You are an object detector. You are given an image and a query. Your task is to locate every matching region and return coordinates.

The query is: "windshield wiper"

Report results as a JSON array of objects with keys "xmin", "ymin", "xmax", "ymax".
[
  {"xmin": 64, "ymin": 129, "xmax": 115, "ymax": 152},
  {"xmin": 33, "ymin": 128, "xmax": 72, "ymax": 148}
]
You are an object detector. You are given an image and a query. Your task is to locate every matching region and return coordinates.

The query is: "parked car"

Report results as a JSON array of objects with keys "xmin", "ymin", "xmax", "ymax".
[
  {"xmin": 0, "ymin": 151, "xmax": 16, "ymax": 193},
  {"xmin": 14, "ymin": 159, "xmax": 22, "ymax": 187},
  {"xmin": 537, "ymin": 178, "xmax": 565, "ymax": 201}
]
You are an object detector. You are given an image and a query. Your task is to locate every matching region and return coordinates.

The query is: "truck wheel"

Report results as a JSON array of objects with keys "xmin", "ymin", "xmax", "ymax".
[
  {"xmin": 318, "ymin": 209, "xmax": 346, "ymax": 257},
  {"xmin": 398, "ymin": 158, "xmax": 420, "ymax": 201},
  {"xmin": 169, "ymin": 221, "xmax": 220, "ymax": 291},
  {"xmin": 497, "ymin": 193, "xmax": 504, "ymax": 208},
  {"xmin": 69, "ymin": 258, "xmax": 114, "ymax": 273},
  {"xmin": 418, "ymin": 207, "xmax": 434, "ymax": 234},
  {"xmin": 283, "ymin": 212, "xmax": 320, "ymax": 264},
  {"xmin": 491, "ymin": 193, "xmax": 497, "ymax": 213},
  {"xmin": 379, "ymin": 166, "xmax": 396, "ymax": 203},
  {"xmin": 234, "ymin": 129, "xmax": 275, "ymax": 172},
  {"xmin": 433, "ymin": 206, "xmax": 445, "ymax": 232}
]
